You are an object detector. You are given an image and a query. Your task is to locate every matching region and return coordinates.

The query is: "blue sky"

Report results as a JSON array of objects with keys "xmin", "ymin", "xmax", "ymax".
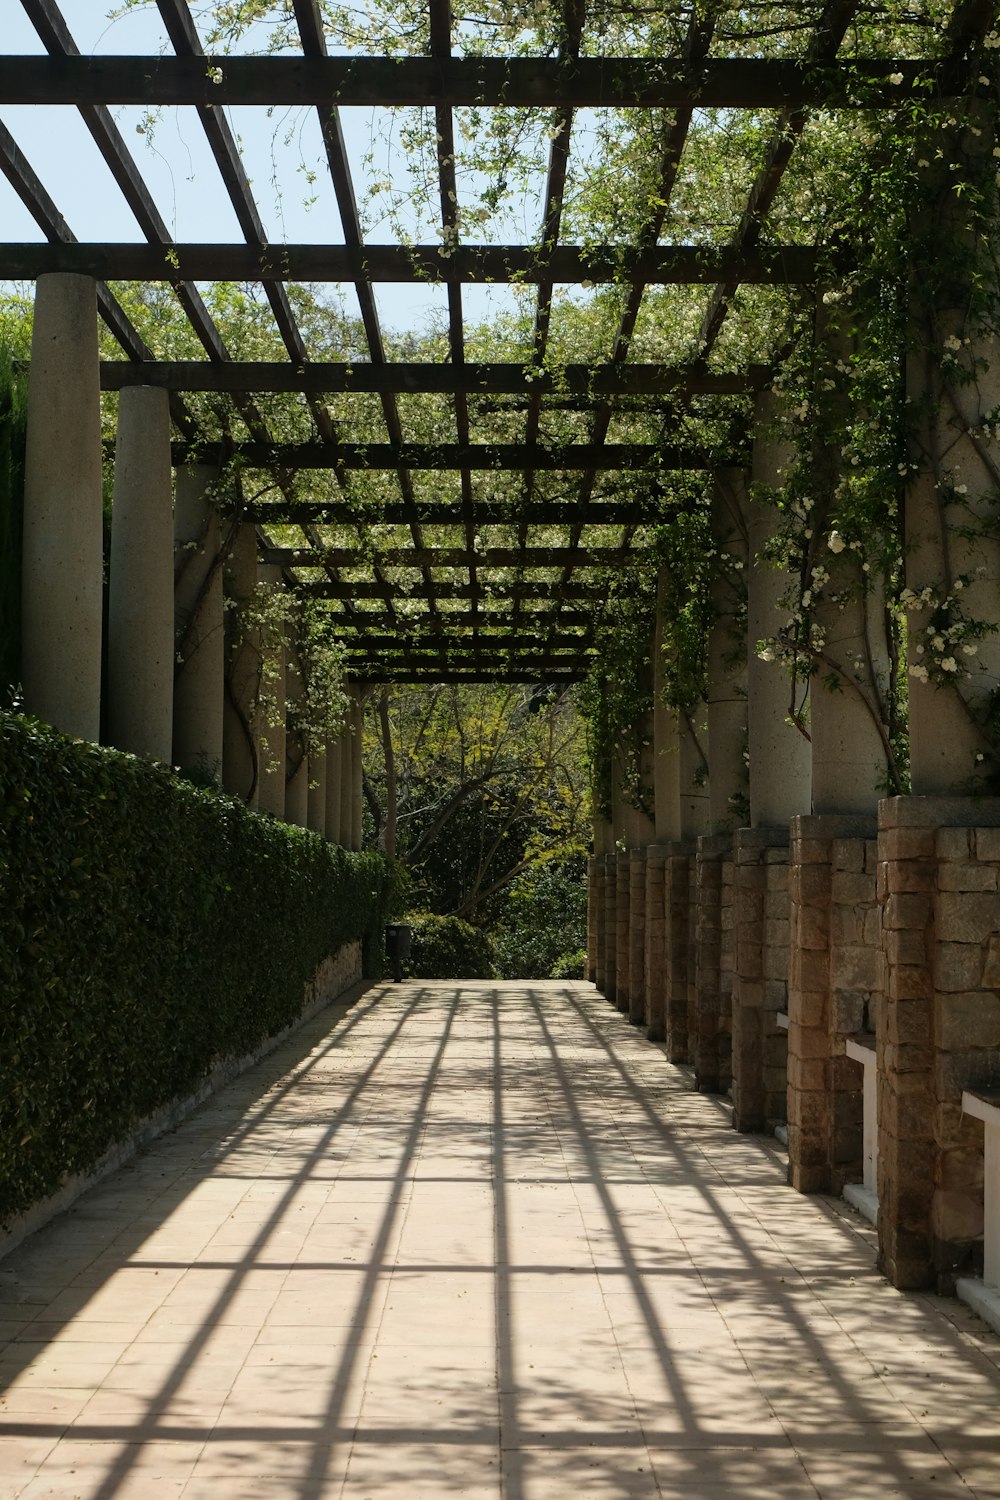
[{"xmin": 0, "ymin": 1, "xmax": 543, "ymax": 335}]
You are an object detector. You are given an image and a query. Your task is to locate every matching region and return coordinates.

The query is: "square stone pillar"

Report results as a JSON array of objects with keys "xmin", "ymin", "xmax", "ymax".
[
  {"xmin": 627, "ymin": 847, "xmax": 648, "ymax": 1024},
  {"xmin": 694, "ymin": 833, "xmax": 735, "ymax": 1093},
  {"xmin": 587, "ymin": 855, "xmax": 599, "ymax": 984},
  {"xmin": 615, "ymin": 851, "xmax": 631, "ymax": 1014},
  {"xmin": 643, "ymin": 845, "xmax": 668, "ymax": 1041},
  {"xmin": 602, "ymin": 852, "xmax": 618, "ymax": 1004},
  {"xmin": 732, "ymin": 827, "xmax": 791, "ymax": 1133},
  {"xmin": 878, "ymin": 797, "xmax": 1000, "ymax": 1291},
  {"xmin": 786, "ymin": 815, "xmax": 879, "ymax": 1194},
  {"xmin": 665, "ymin": 842, "xmax": 693, "ymax": 1062}
]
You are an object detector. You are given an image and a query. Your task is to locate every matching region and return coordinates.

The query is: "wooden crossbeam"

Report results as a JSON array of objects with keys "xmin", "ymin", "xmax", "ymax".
[
  {"xmin": 0, "ymin": 242, "xmax": 822, "ymax": 285},
  {"xmin": 0, "ymin": 55, "xmax": 955, "ymax": 108},
  {"xmin": 264, "ymin": 546, "xmax": 638, "ymax": 568},
  {"xmin": 333, "ymin": 633, "xmax": 589, "ymax": 649},
  {"xmin": 100, "ymin": 360, "xmax": 760, "ymax": 396},
  {"xmin": 246, "ymin": 502, "xmax": 663, "ymax": 525},
  {"xmin": 320, "ymin": 609, "xmax": 593, "ymax": 629},
  {"xmin": 171, "ymin": 441, "xmax": 719, "ymax": 470},
  {"xmin": 301, "ymin": 580, "xmax": 605, "ymax": 600},
  {"xmin": 349, "ymin": 669, "xmax": 585, "ymax": 681}
]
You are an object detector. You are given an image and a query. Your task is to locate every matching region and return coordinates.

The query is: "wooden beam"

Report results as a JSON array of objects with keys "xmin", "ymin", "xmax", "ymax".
[
  {"xmin": 171, "ymin": 440, "xmax": 721, "ymax": 470},
  {"xmin": 319, "ymin": 609, "xmax": 593, "ymax": 628},
  {"xmin": 300, "ymin": 580, "xmax": 606, "ymax": 600},
  {"xmin": 101, "ymin": 360, "xmax": 761, "ymax": 396},
  {"xmin": 245, "ymin": 502, "xmax": 665, "ymax": 525},
  {"xmin": 0, "ymin": 55, "xmax": 956, "ymax": 109},
  {"xmin": 334, "ymin": 633, "xmax": 589, "ymax": 649},
  {"xmin": 263, "ymin": 546, "xmax": 640, "ymax": 568}
]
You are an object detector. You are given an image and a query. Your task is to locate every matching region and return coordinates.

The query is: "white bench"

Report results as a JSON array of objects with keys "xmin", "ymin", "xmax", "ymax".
[
  {"xmin": 843, "ymin": 1036, "xmax": 878, "ymax": 1226},
  {"xmin": 956, "ymin": 1090, "xmax": 1000, "ymax": 1336}
]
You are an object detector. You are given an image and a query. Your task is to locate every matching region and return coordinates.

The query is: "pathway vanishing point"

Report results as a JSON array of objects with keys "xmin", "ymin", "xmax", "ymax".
[{"xmin": 2, "ymin": 981, "xmax": 1000, "ymax": 1499}]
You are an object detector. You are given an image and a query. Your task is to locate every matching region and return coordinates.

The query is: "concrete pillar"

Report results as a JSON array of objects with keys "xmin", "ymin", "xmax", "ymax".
[
  {"xmin": 326, "ymin": 735, "xmax": 343, "ymax": 844},
  {"xmin": 284, "ymin": 635, "xmax": 309, "ymax": 828},
  {"xmin": 173, "ymin": 465, "xmax": 224, "ymax": 780},
  {"xmin": 222, "ymin": 523, "xmax": 260, "ymax": 805},
  {"xmin": 708, "ymin": 469, "xmax": 749, "ymax": 828},
  {"xmin": 746, "ymin": 393, "xmax": 811, "ymax": 827},
  {"xmin": 308, "ymin": 745, "xmax": 328, "ymax": 837},
  {"xmin": 339, "ymin": 720, "xmax": 354, "ymax": 851},
  {"xmin": 107, "ymin": 385, "xmax": 174, "ymax": 762},
  {"xmin": 21, "ymin": 273, "xmax": 103, "ymax": 741},
  {"xmin": 904, "ymin": 117, "xmax": 1000, "ymax": 795},
  {"xmin": 350, "ymin": 692, "xmax": 365, "ymax": 851},
  {"xmin": 678, "ymin": 707, "xmax": 710, "ymax": 841},
  {"xmin": 256, "ymin": 565, "xmax": 286, "ymax": 819}
]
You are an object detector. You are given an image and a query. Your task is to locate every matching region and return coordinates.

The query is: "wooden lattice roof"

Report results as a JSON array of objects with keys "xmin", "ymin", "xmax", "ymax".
[{"xmin": 0, "ymin": 0, "xmax": 994, "ymax": 682}]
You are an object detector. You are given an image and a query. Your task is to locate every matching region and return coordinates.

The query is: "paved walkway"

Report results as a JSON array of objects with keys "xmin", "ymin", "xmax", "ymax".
[{"xmin": 2, "ymin": 982, "xmax": 1000, "ymax": 1499}]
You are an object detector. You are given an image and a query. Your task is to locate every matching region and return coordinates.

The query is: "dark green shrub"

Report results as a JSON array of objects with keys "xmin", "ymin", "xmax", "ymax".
[
  {"xmin": 404, "ymin": 912, "xmax": 494, "ymax": 980},
  {"xmin": 550, "ymin": 949, "xmax": 586, "ymax": 980},
  {"xmin": 491, "ymin": 861, "xmax": 587, "ymax": 979},
  {"xmin": 0, "ymin": 712, "xmax": 389, "ymax": 1224}
]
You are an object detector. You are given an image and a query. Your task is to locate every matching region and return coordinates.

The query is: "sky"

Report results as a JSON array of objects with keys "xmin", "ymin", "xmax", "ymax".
[{"xmin": 0, "ymin": 0, "xmax": 545, "ymax": 336}]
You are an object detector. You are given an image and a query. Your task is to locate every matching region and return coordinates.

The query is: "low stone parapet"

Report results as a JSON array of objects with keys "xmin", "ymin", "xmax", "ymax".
[
  {"xmin": 666, "ymin": 841, "xmax": 694, "ymax": 1062},
  {"xmin": 628, "ymin": 847, "xmax": 647, "ymax": 1024},
  {"xmin": 643, "ymin": 844, "xmax": 669, "ymax": 1041},
  {"xmin": 693, "ymin": 833, "xmax": 734, "ymax": 1093}
]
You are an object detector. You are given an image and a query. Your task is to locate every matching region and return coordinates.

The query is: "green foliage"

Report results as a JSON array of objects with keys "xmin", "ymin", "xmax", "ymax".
[
  {"xmin": 491, "ymin": 861, "xmax": 587, "ymax": 980},
  {"xmin": 0, "ymin": 712, "xmax": 390, "ymax": 1225},
  {"xmin": 0, "ymin": 353, "xmax": 27, "ymax": 708},
  {"xmin": 402, "ymin": 912, "xmax": 495, "ymax": 981}
]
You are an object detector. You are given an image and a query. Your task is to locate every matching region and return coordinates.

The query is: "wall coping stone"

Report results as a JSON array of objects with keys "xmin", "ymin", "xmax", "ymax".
[
  {"xmin": 698, "ymin": 832, "xmax": 734, "ymax": 858},
  {"xmin": 791, "ymin": 813, "xmax": 877, "ymax": 840},
  {"xmin": 879, "ymin": 796, "xmax": 1000, "ymax": 830},
  {"xmin": 736, "ymin": 825, "xmax": 790, "ymax": 858}
]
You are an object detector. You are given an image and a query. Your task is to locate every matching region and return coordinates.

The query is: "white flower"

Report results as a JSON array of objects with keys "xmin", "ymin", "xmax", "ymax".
[
  {"xmin": 954, "ymin": 483, "xmax": 968, "ymax": 495},
  {"xmin": 931, "ymin": 634, "xmax": 945, "ymax": 650},
  {"xmin": 909, "ymin": 664, "xmax": 929, "ymax": 681},
  {"xmin": 941, "ymin": 657, "xmax": 958, "ymax": 672},
  {"xmin": 889, "ymin": 72, "xmax": 904, "ymax": 85},
  {"xmin": 827, "ymin": 531, "xmax": 846, "ymax": 554},
  {"xmin": 944, "ymin": 334, "xmax": 962, "ymax": 352},
  {"xmin": 962, "ymin": 643, "xmax": 978, "ymax": 655}
]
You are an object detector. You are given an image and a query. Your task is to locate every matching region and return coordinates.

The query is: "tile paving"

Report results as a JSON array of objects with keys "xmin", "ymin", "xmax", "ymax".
[{"xmin": 1, "ymin": 979, "xmax": 1000, "ymax": 1497}]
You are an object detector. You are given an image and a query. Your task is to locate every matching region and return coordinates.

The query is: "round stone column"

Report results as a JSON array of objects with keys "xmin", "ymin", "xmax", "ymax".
[
  {"xmin": 349, "ymin": 691, "xmax": 365, "ymax": 851},
  {"xmin": 308, "ymin": 745, "xmax": 328, "ymax": 837},
  {"xmin": 325, "ymin": 736, "xmax": 343, "ymax": 844},
  {"xmin": 256, "ymin": 566, "xmax": 286, "ymax": 819},
  {"xmin": 173, "ymin": 466, "xmax": 224, "ymax": 781},
  {"xmin": 708, "ymin": 469, "xmax": 749, "ymax": 826},
  {"xmin": 222, "ymin": 523, "xmax": 261, "ymax": 805},
  {"xmin": 21, "ymin": 273, "xmax": 103, "ymax": 741},
  {"xmin": 107, "ymin": 385, "xmax": 174, "ymax": 762},
  {"xmin": 747, "ymin": 393, "xmax": 811, "ymax": 827},
  {"xmin": 283, "ymin": 635, "xmax": 309, "ymax": 828}
]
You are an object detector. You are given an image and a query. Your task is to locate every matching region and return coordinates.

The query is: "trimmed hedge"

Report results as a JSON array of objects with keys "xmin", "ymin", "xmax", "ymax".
[
  {"xmin": 0, "ymin": 354, "xmax": 26, "ymax": 706},
  {"xmin": 0, "ymin": 712, "xmax": 389, "ymax": 1224},
  {"xmin": 403, "ymin": 912, "xmax": 495, "ymax": 981}
]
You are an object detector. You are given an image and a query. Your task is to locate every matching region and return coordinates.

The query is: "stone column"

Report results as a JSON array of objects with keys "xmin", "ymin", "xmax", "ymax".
[
  {"xmin": 602, "ymin": 849, "xmax": 618, "ymax": 1005},
  {"xmin": 694, "ymin": 470, "xmax": 749, "ymax": 1091},
  {"xmin": 626, "ymin": 731, "xmax": 655, "ymax": 1027},
  {"xmin": 21, "ymin": 273, "xmax": 103, "ymax": 742},
  {"xmin": 731, "ymin": 396, "xmax": 811, "ymax": 1132},
  {"xmin": 107, "ymin": 386, "xmax": 174, "ymax": 762},
  {"xmin": 256, "ymin": 565, "xmax": 286, "ymax": 819},
  {"xmin": 283, "ymin": 634, "xmax": 309, "ymax": 828},
  {"xmin": 308, "ymin": 745, "xmax": 328, "ymax": 838},
  {"xmin": 222, "ymin": 523, "xmax": 260, "ymax": 805},
  {"xmin": 591, "ymin": 813, "xmax": 613, "ymax": 991},
  {"xmin": 173, "ymin": 466, "xmax": 224, "ymax": 781},
  {"xmin": 326, "ymin": 733, "xmax": 344, "ymax": 845},
  {"xmin": 348, "ymin": 688, "xmax": 364, "ymax": 852}
]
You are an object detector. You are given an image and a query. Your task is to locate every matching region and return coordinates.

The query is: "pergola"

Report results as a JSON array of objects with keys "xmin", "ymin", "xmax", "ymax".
[{"xmin": 3, "ymin": 0, "xmax": 991, "ymax": 686}]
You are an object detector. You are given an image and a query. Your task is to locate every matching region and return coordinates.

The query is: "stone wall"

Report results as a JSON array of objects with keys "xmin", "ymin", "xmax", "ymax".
[
  {"xmin": 666, "ymin": 844, "xmax": 692, "ymax": 1062},
  {"xmin": 644, "ymin": 845, "xmax": 668, "ymax": 1041},
  {"xmin": 628, "ymin": 847, "xmax": 647, "ymax": 1024},
  {"xmin": 732, "ymin": 828, "xmax": 791, "ymax": 1133},
  {"xmin": 786, "ymin": 815, "xmax": 878, "ymax": 1194},
  {"xmin": 878, "ymin": 797, "xmax": 1000, "ymax": 1290},
  {"xmin": 615, "ymin": 851, "xmax": 631, "ymax": 1014},
  {"xmin": 602, "ymin": 852, "xmax": 617, "ymax": 1005},
  {"xmin": 693, "ymin": 833, "xmax": 734, "ymax": 1094}
]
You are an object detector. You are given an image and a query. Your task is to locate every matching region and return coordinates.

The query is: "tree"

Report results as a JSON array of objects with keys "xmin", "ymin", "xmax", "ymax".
[{"xmin": 361, "ymin": 681, "xmax": 591, "ymax": 926}]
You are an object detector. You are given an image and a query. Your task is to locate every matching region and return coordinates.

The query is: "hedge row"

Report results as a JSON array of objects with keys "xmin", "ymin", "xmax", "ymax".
[
  {"xmin": 0, "ymin": 354, "xmax": 26, "ymax": 705},
  {"xmin": 0, "ymin": 712, "xmax": 389, "ymax": 1224}
]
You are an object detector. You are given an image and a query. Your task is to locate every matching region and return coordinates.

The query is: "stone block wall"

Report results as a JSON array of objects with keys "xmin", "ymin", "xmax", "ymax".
[
  {"xmin": 732, "ymin": 827, "xmax": 791, "ymax": 1133},
  {"xmin": 693, "ymin": 834, "xmax": 734, "ymax": 1093},
  {"xmin": 786, "ymin": 815, "xmax": 879, "ymax": 1194},
  {"xmin": 602, "ymin": 852, "xmax": 618, "ymax": 1005},
  {"xmin": 666, "ymin": 843, "xmax": 692, "ymax": 1062},
  {"xmin": 644, "ymin": 845, "xmax": 668, "ymax": 1041},
  {"xmin": 587, "ymin": 855, "xmax": 599, "ymax": 984},
  {"xmin": 628, "ymin": 848, "xmax": 648, "ymax": 1024},
  {"xmin": 878, "ymin": 797, "xmax": 1000, "ymax": 1290},
  {"xmin": 615, "ymin": 851, "xmax": 631, "ymax": 1014}
]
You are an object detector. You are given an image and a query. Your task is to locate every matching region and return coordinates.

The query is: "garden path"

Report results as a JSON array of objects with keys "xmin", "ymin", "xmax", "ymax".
[{"xmin": 2, "ymin": 981, "xmax": 1000, "ymax": 1498}]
